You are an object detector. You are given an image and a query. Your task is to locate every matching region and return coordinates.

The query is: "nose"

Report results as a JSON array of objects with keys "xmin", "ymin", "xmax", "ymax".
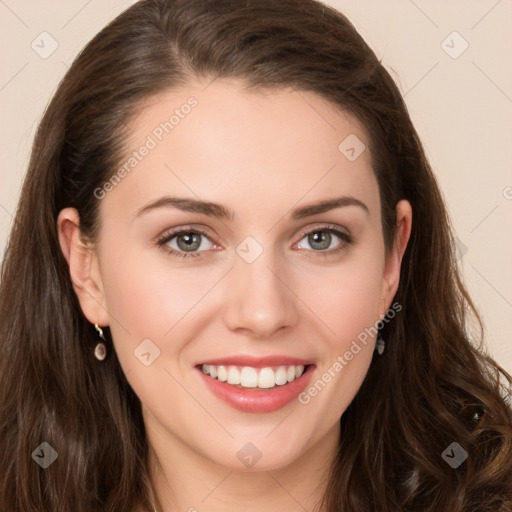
[{"xmin": 223, "ymin": 247, "xmax": 299, "ymax": 339}]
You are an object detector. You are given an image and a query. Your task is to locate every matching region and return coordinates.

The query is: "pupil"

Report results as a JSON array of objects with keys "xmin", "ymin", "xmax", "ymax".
[
  {"xmin": 178, "ymin": 233, "xmax": 200, "ymax": 251},
  {"xmin": 309, "ymin": 231, "xmax": 331, "ymax": 250}
]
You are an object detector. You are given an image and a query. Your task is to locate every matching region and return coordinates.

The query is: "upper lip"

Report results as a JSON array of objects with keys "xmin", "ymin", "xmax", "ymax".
[{"xmin": 197, "ymin": 355, "xmax": 314, "ymax": 368}]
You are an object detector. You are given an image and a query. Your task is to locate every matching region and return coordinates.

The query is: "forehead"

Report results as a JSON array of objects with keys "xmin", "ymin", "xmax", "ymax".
[{"xmin": 103, "ymin": 79, "xmax": 379, "ymax": 222}]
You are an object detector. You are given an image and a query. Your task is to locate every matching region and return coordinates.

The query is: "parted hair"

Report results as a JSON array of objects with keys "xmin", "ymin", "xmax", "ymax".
[{"xmin": 1, "ymin": 0, "xmax": 511, "ymax": 510}]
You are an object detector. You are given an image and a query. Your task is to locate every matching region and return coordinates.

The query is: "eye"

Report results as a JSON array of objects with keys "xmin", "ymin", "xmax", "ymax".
[
  {"xmin": 295, "ymin": 225, "xmax": 352, "ymax": 254},
  {"xmin": 156, "ymin": 224, "xmax": 353, "ymax": 260},
  {"xmin": 157, "ymin": 228, "xmax": 216, "ymax": 259}
]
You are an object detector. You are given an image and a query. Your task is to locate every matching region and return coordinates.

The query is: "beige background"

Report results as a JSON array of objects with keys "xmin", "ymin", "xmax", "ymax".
[{"xmin": 1, "ymin": 1, "xmax": 511, "ymax": 372}]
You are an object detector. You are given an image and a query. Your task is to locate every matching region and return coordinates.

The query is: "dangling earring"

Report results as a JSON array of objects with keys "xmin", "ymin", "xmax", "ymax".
[
  {"xmin": 375, "ymin": 327, "xmax": 385, "ymax": 356},
  {"xmin": 94, "ymin": 323, "xmax": 107, "ymax": 361}
]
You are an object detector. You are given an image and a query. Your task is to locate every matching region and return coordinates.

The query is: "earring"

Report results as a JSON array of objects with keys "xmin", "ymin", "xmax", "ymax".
[
  {"xmin": 375, "ymin": 328, "xmax": 385, "ymax": 356},
  {"xmin": 94, "ymin": 323, "xmax": 107, "ymax": 361}
]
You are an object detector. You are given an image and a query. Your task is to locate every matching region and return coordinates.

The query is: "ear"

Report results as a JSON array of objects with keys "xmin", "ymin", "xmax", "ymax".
[
  {"xmin": 380, "ymin": 199, "xmax": 412, "ymax": 314},
  {"xmin": 57, "ymin": 207, "xmax": 110, "ymax": 326}
]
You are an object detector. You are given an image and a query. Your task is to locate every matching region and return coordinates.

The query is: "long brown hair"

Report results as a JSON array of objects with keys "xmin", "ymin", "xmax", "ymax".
[{"xmin": 1, "ymin": 0, "xmax": 511, "ymax": 510}]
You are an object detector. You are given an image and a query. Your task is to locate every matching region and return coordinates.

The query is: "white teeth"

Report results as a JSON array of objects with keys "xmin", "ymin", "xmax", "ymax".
[
  {"xmin": 217, "ymin": 365, "xmax": 228, "ymax": 382},
  {"xmin": 227, "ymin": 366, "xmax": 241, "ymax": 385},
  {"xmin": 201, "ymin": 364, "xmax": 307, "ymax": 389},
  {"xmin": 240, "ymin": 366, "xmax": 258, "ymax": 387},
  {"xmin": 275, "ymin": 366, "xmax": 288, "ymax": 385},
  {"xmin": 258, "ymin": 367, "xmax": 275, "ymax": 388}
]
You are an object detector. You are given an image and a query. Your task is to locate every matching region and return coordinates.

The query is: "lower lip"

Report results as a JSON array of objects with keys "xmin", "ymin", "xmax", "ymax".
[{"xmin": 197, "ymin": 365, "xmax": 315, "ymax": 413}]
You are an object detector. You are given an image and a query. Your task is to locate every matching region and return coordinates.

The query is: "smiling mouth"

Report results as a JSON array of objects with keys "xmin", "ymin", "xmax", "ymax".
[{"xmin": 199, "ymin": 364, "xmax": 309, "ymax": 389}]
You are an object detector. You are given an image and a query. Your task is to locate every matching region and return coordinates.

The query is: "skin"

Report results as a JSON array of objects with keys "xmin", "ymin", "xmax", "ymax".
[{"xmin": 58, "ymin": 79, "xmax": 412, "ymax": 512}]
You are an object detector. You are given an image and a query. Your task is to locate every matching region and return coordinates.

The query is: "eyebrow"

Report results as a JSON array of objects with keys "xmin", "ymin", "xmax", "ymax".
[{"xmin": 134, "ymin": 195, "xmax": 369, "ymax": 221}]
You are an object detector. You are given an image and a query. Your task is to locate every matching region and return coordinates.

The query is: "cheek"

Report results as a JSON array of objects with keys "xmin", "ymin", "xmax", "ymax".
[
  {"xmin": 98, "ymin": 247, "xmax": 232, "ymax": 383},
  {"xmin": 98, "ymin": 250, "xmax": 219, "ymax": 399},
  {"xmin": 296, "ymin": 261, "xmax": 382, "ymax": 422},
  {"xmin": 100, "ymin": 248, "xmax": 221, "ymax": 335},
  {"xmin": 296, "ymin": 255, "xmax": 385, "ymax": 344},
  {"xmin": 292, "ymin": 247, "xmax": 384, "ymax": 414}
]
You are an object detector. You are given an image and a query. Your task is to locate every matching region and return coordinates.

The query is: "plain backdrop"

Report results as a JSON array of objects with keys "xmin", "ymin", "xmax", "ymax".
[{"xmin": 0, "ymin": 0, "xmax": 511, "ymax": 372}]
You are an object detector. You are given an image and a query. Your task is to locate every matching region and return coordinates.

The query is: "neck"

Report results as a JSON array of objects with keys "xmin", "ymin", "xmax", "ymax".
[{"xmin": 145, "ymin": 420, "xmax": 338, "ymax": 512}]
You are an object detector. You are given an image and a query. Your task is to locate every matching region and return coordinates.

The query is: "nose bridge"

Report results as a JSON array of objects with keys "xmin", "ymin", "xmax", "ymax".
[{"xmin": 224, "ymin": 237, "xmax": 298, "ymax": 336}]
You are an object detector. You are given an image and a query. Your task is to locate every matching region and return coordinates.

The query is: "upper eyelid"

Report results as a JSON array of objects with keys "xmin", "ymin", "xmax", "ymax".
[
  {"xmin": 156, "ymin": 225, "xmax": 214, "ymax": 246},
  {"xmin": 296, "ymin": 223, "xmax": 350, "ymax": 239}
]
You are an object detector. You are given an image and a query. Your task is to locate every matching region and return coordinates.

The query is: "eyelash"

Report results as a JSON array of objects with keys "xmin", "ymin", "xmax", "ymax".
[{"xmin": 156, "ymin": 224, "xmax": 353, "ymax": 260}]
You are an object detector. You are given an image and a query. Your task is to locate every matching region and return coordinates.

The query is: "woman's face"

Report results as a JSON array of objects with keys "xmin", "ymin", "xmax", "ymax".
[{"xmin": 60, "ymin": 79, "xmax": 411, "ymax": 472}]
